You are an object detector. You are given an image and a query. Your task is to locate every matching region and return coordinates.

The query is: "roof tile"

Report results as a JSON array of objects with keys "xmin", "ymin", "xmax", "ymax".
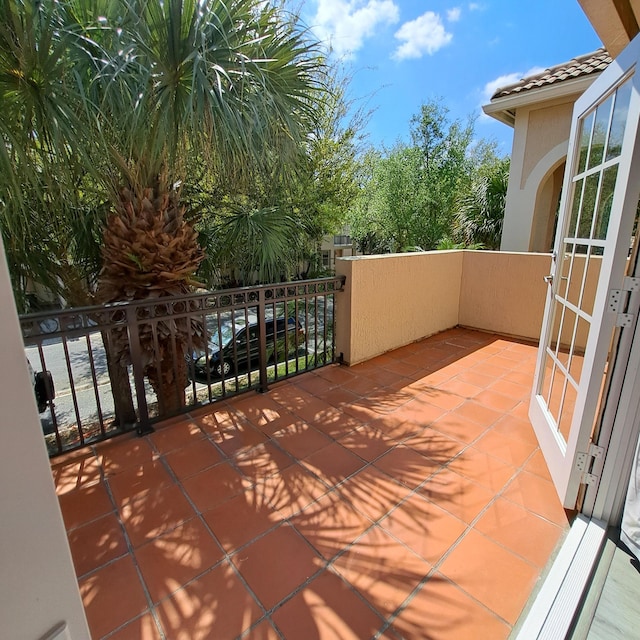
[{"xmin": 491, "ymin": 48, "xmax": 611, "ymax": 100}]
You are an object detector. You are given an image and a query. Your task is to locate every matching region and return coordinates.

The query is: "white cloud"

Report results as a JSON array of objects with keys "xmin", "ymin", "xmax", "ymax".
[
  {"xmin": 482, "ymin": 66, "xmax": 545, "ymax": 101},
  {"xmin": 311, "ymin": 0, "xmax": 400, "ymax": 58},
  {"xmin": 468, "ymin": 2, "xmax": 482, "ymax": 10},
  {"xmin": 482, "ymin": 72, "xmax": 522, "ymax": 101},
  {"xmin": 392, "ymin": 12, "xmax": 453, "ymax": 60},
  {"xmin": 447, "ymin": 7, "xmax": 461, "ymax": 22}
]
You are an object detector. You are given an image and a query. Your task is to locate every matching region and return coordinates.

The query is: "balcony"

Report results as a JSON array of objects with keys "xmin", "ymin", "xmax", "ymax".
[
  {"xmin": 333, "ymin": 234, "xmax": 353, "ymax": 247},
  {"xmin": 50, "ymin": 247, "xmax": 580, "ymax": 640}
]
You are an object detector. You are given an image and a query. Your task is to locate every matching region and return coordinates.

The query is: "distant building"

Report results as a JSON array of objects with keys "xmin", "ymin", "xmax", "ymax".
[{"xmin": 320, "ymin": 226, "xmax": 359, "ymax": 270}]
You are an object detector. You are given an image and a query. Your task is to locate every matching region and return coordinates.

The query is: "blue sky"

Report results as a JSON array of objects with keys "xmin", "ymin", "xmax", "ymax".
[{"xmin": 298, "ymin": 0, "xmax": 604, "ymax": 156}]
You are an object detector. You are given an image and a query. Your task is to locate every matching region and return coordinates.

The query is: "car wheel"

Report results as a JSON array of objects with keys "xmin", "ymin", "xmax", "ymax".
[{"xmin": 216, "ymin": 360, "xmax": 232, "ymax": 378}]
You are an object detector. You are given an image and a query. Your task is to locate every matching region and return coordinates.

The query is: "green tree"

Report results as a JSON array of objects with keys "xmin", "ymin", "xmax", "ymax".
[
  {"xmin": 0, "ymin": 0, "xmax": 99, "ymax": 310},
  {"xmin": 348, "ymin": 99, "xmax": 479, "ymax": 253},
  {"xmin": 182, "ymin": 67, "xmax": 364, "ymax": 286},
  {"xmin": 349, "ymin": 100, "xmax": 504, "ymax": 252},
  {"xmin": 289, "ymin": 71, "xmax": 365, "ymax": 274},
  {"xmin": 347, "ymin": 149, "xmax": 391, "ymax": 254},
  {"xmin": 410, "ymin": 99, "xmax": 475, "ymax": 222}
]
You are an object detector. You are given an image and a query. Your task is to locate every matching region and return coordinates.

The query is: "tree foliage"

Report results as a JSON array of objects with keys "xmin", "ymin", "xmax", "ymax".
[
  {"xmin": 0, "ymin": 0, "xmax": 339, "ymax": 310},
  {"xmin": 0, "ymin": 0, "xmax": 336, "ymax": 412},
  {"xmin": 348, "ymin": 99, "xmax": 507, "ymax": 253},
  {"xmin": 182, "ymin": 67, "xmax": 365, "ymax": 287},
  {"xmin": 454, "ymin": 157, "xmax": 510, "ymax": 250}
]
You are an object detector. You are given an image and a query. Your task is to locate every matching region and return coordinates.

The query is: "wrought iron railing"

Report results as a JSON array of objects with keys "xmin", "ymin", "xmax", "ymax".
[{"xmin": 20, "ymin": 276, "xmax": 345, "ymax": 457}]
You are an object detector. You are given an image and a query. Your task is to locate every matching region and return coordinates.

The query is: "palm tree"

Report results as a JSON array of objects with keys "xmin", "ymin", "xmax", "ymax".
[
  {"xmin": 454, "ymin": 158, "xmax": 509, "ymax": 250},
  {"xmin": 211, "ymin": 201, "xmax": 299, "ymax": 286},
  {"xmin": 1, "ymin": 0, "xmax": 326, "ymax": 415},
  {"xmin": 0, "ymin": 0, "xmax": 93, "ymax": 304}
]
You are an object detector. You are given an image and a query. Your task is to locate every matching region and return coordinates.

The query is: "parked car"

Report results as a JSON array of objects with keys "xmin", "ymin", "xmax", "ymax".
[{"xmin": 190, "ymin": 316, "xmax": 305, "ymax": 382}]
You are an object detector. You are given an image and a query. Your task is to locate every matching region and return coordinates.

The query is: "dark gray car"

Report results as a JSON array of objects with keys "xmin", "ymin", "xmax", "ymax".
[{"xmin": 191, "ymin": 316, "xmax": 305, "ymax": 381}]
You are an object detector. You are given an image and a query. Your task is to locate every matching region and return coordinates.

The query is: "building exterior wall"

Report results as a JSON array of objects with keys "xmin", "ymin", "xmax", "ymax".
[
  {"xmin": 579, "ymin": 0, "xmax": 635, "ymax": 58},
  {"xmin": 529, "ymin": 163, "xmax": 565, "ymax": 252},
  {"xmin": 335, "ymin": 251, "xmax": 557, "ymax": 365},
  {"xmin": 320, "ymin": 226, "xmax": 358, "ymax": 270},
  {"xmin": 501, "ymin": 97, "xmax": 584, "ymax": 253},
  {"xmin": 458, "ymin": 251, "xmax": 551, "ymax": 339},
  {"xmin": 334, "ymin": 250, "xmax": 601, "ymax": 366},
  {"xmin": 521, "ymin": 102, "xmax": 575, "ymax": 188},
  {"xmin": 0, "ymin": 239, "xmax": 90, "ymax": 639},
  {"xmin": 334, "ymin": 251, "xmax": 464, "ymax": 365}
]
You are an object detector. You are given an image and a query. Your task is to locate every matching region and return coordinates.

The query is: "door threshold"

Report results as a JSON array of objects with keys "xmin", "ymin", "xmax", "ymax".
[
  {"xmin": 513, "ymin": 515, "xmax": 608, "ymax": 640},
  {"xmin": 568, "ymin": 527, "xmax": 640, "ymax": 639}
]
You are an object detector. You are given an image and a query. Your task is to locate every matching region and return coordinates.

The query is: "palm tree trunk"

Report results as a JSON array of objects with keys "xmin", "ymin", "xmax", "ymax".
[
  {"xmin": 146, "ymin": 349, "xmax": 187, "ymax": 416},
  {"xmin": 102, "ymin": 329, "xmax": 136, "ymax": 426},
  {"xmin": 97, "ymin": 185, "xmax": 204, "ymax": 417}
]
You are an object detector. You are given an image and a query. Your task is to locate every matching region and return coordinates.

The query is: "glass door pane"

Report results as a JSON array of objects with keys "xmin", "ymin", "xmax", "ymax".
[{"xmin": 537, "ymin": 78, "xmax": 632, "ymax": 452}]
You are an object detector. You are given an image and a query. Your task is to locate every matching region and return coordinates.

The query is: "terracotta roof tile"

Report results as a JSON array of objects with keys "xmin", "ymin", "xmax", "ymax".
[{"xmin": 491, "ymin": 48, "xmax": 611, "ymax": 100}]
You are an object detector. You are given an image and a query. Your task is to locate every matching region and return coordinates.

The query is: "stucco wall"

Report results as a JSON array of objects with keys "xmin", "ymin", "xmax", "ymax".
[
  {"xmin": 500, "ymin": 113, "xmax": 530, "ymax": 252},
  {"xmin": 335, "ymin": 250, "xmax": 555, "ymax": 365},
  {"xmin": 335, "ymin": 252, "xmax": 463, "ymax": 365},
  {"xmin": 529, "ymin": 163, "xmax": 565, "ymax": 252},
  {"xmin": 521, "ymin": 102, "xmax": 575, "ymax": 189},
  {"xmin": 459, "ymin": 251, "xmax": 552, "ymax": 341},
  {"xmin": 501, "ymin": 98, "xmax": 580, "ymax": 253},
  {"xmin": 0, "ymin": 239, "xmax": 90, "ymax": 639}
]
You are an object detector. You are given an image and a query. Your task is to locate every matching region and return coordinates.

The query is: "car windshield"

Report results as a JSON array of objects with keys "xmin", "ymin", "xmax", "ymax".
[
  {"xmin": 199, "ymin": 313, "xmax": 296, "ymax": 355},
  {"xmin": 204, "ymin": 318, "xmax": 243, "ymax": 352}
]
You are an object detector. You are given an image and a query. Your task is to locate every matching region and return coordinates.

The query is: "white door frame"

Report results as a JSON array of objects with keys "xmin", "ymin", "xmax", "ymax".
[
  {"xmin": 587, "ymin": 310, "xmax": 640, "ymax": 523},
  {"xmin": 529, "ymin": 37, "xmax": 640, "ymax": 509}
]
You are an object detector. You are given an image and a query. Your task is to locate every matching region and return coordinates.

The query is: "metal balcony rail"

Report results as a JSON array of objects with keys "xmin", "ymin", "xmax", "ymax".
[
  {"xmin": 20, "ymin": 276, "xmax": 345, "ymax": 457},
  {"xmin": 333, "ymin": 234, "xmax": 352, "ymax": 246}
]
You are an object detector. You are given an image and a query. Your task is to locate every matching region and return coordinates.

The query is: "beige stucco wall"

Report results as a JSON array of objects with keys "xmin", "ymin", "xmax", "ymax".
[
  {"xmin": 459, "ymin": 251, "xmax": 552, "ymax": 341},
  {"xmin": 0, "ymin": 239, "xmax": 90, "ymax": 639},
  {"xmin": 521, "ymin": 102, "xmax": 575, "ymax": 189},
  {"xmin": 529, "ymin": 163, "xmax": 565, "ymax": 252},
  {"xmin": 335, "ymin": 250, "xmax": 555, "ymax": 364},
  {"xmin": 501, "ymin": 98, "xmax": 583, "ymax": 253},
  {"xmin": 334, "ymin": 252, "xmax": 463, "ymax": 365},
  {"xmin": 579, "ymin": 0, "xmax": 634, "ymax": 58}
]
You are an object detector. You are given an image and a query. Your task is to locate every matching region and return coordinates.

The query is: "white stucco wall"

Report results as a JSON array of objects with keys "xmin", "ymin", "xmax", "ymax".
[{"xmin": 0, "ymin": 239, "xmax": 90, "ymax": 639}]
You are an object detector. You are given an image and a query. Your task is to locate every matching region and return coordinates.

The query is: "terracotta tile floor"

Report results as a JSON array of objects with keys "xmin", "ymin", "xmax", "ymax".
[{"xmin": 51, "ymin": 328, "xmax": 573, "ymax": 640}]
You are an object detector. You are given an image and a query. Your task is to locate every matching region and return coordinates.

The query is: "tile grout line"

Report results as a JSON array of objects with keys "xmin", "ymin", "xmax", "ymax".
[
  {"xmin": 97, "ymin": 451, "xmax": 167, "ymax": 640},
  {"xmin": 145, "ymin": 428, "xmax": 292, "ymax": 638},
  {"xmin": 59, "ymin": 331, "xmax": 550, "ymax": 640}
]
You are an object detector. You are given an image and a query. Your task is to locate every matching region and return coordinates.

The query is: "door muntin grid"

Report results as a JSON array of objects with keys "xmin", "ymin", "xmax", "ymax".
[{"xmin": 538, "ymin": 79, "xmax": 633, "ymax": 447}]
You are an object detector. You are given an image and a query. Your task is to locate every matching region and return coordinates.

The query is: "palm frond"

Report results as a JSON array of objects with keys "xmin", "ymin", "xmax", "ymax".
[{"xmin": 216, "ymin": 202, "xmax": 297, "ymax": 285}]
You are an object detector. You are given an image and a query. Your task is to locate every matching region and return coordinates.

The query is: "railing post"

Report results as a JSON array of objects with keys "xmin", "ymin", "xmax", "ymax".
[
  {"xmin": 126, "ymin": 305, "xmax": 154, "ymax": 435},
  {"xmin": 257, "ymin": 288, "xmax": 269, "ymax": 393}
]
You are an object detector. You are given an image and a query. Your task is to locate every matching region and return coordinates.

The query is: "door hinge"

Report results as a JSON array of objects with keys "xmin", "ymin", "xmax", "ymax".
[
  {"xmin": 609, "ymin": 278, "xmax": 640, "ymax": 310},
  {"xmin": 575, "ymin": 443, "xmax": 604, "ymax": 486},
  {"xmin": 608, "ymin": 289, "xmax": 624, "ymax": 312},
  {"xmin": 623, "ymin": 276, "xmax": 640, "ymax": 292},
  {"xmin": 582, "ymin": 472, "xmax": 599, "ymax": 486},
  {"xmin": 616, "ymin": 313, "xmax": 634, "ymax": 327},
  {"xmin": 608, "ymin": 289, "xmax": 635, "ymax": 326}
]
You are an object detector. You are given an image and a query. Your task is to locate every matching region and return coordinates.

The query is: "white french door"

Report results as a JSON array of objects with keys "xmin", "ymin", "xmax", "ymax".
[{"xmin": 530, "ymin": 35, "xmax": 640, "ymax": 510}]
